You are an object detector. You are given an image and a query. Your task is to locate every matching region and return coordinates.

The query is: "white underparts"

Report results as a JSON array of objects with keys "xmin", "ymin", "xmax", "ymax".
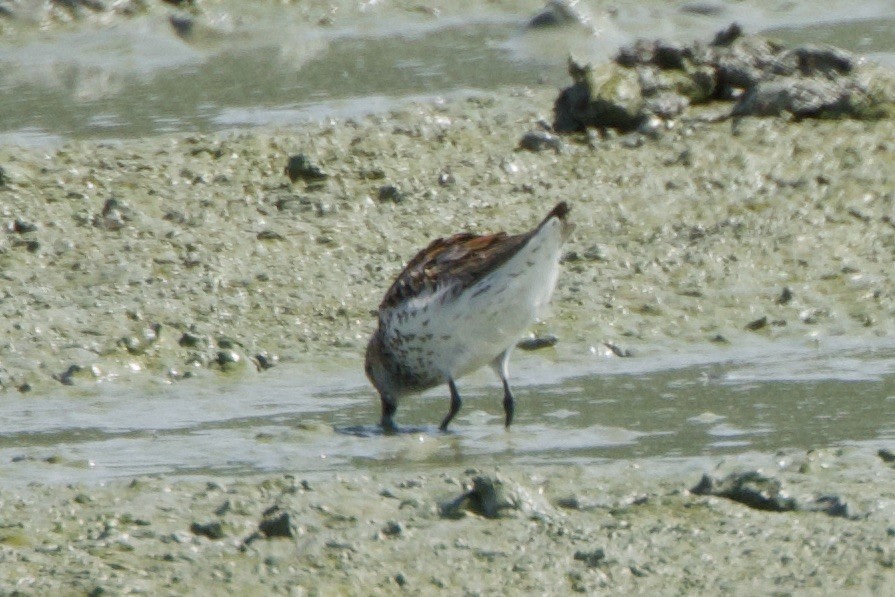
[{"xmin": 383, "ymin": 217, "xmax": 565, "ymax": 384}]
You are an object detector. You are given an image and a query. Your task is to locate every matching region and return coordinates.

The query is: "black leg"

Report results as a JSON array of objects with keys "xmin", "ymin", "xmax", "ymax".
[
  {"xmin": 439, "ymin": 379, "xmax": 462, "ymax": 431},
  {"xmin": 491, "ymin": 349, "xmax": 515, "ymax": 429},
  {"xmin": 380, "ymin": 396, "xmax": 398, "ymax": 433},
  {"xmin": 502, "ymin": 377, "xmax": 515, "ymax": 429}
]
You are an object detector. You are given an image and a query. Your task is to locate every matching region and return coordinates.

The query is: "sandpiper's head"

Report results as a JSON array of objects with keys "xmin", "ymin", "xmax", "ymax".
[
  {"xmin": 365, "ymin": 333, "xmax": 402, "ymax": 430},
  {"xmin": 365, "ymin": 332, "xmax": 396, "ymax": 398}
]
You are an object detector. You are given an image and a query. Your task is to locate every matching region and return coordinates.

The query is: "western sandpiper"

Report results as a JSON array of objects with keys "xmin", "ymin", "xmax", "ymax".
[{"xmin": 365, "ymin": 202, "xmax": 573, "ymax": 432}]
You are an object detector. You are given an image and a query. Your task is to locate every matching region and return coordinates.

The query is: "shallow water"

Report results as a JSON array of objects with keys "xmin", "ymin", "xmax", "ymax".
[
  {"xmin": 0, "ymin": 1, "xmax": 893, "ymax": 145},
  {"xmin": 2, "ymin": 338, "xmax": 892, "ymax": 486},
  {"xmin": 0, "ymin": 19, "xmax": 562, "ymax": 145}
]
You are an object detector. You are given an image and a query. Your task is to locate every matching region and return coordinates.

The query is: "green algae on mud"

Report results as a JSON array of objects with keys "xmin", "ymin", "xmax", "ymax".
[{"xmin": 2, "ymin": 86, "xmax": 895, "ymax": 392}]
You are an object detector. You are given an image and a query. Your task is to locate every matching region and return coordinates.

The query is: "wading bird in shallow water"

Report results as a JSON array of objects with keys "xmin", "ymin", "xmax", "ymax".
[{"xmin": 365, "ymin": 202, "xmax": 573, "ymax": 432}]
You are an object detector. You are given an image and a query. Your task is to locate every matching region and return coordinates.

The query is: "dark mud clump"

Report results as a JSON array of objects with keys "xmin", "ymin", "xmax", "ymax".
[
  {"xmin": 692, "ymin": 470, "xmax": 852, "ymax": 518},
  {"xmin": 554, "ymin": 23, "xmax": 895, "ymax": 132}
]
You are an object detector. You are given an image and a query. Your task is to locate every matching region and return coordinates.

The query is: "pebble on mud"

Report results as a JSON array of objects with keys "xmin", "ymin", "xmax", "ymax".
[
  {"xmin": 96, "ymin": 197, "xmax": 134, "ymax": 230},
  {"xmin": 12, "ymin": 219, "xmax": 37, "ymax": 233},
  {"xmin": 256, "ymin": 229, "xmax": 285, "ymax": 241},
  {"xmin": 214, "ymin": 350, "xmax": 245, "ymax": 373},
  {"xmin": 190, "ymin": 520, "xmax": 226, "ymax": 540},
  {"xmin": 257, "ymin": 505, "xmax": 296, "ymax": 539},
  {"xmin": 381, "ymin": 520, "xmax": 403, "ymax": 537},
  {"xmin": 119, "ymin": 323, "xmax": 162, "ymax": 355},
  {"xmin": 517, "ymin": 334, "xmax": 559, "ymax": 351},
  {"xmin": 776, "ymin": 286, "xmax": 794, "ymax": 305},
  {"xmin": 285, "ymin": 154, "xmax": 328, "ymax": 183},
  {"xmin": 518, "ymin": 130, "xmax": 563, "ymax": 153},
  {"xmin": 440, "ymin": 475, "xmax": 513, "ymax": 519},
  {"xmin": 602, "ymin": 341, "xmax": 634, "ymax": 357},
  {"xmin": 574, "ymin": 547, "xmax": 607, "ymax": 568},
  {"xmin": 527, "ymin": 0, "xmax": 586, "ymax": 29},
  {"xmin": 53, "ymin": 364, "xmax": 84, "ymax": 386},
  {"xmin": 377, "ymin": 183, "xmax": 404, "ymax": 203},
  {"xmin": 252, "ymin": 351, "xmax": 278, "ymax": 371},
  {"xmin": 169, "ymin": 14, "xmax": 194, "ymax": 38},
  {"xmin": 744, "ymin": 316, "xmax": 768, "ymax": 331},
  {"xmin": 178, "ymin": 331, "xmax": 207, "ymax": 348}
]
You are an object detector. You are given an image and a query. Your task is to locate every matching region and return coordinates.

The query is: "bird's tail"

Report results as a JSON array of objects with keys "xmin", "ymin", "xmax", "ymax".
[{"xmin": 539, "ymin": 201, "xmax": 574, "ymax": 240}]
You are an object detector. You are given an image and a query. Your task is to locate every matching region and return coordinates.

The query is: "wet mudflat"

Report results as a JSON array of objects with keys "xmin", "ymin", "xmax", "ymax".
[
  {"xmin": 2, "ymin": 339, "xmax": 895, "ymax": 594},
  {"xmin": 3, "ymin": 444, "xmax": 895, "ymax": 594},
  {"xmin": 2, "ymin": 0, "xmax": 895, "ymax": 594}
]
